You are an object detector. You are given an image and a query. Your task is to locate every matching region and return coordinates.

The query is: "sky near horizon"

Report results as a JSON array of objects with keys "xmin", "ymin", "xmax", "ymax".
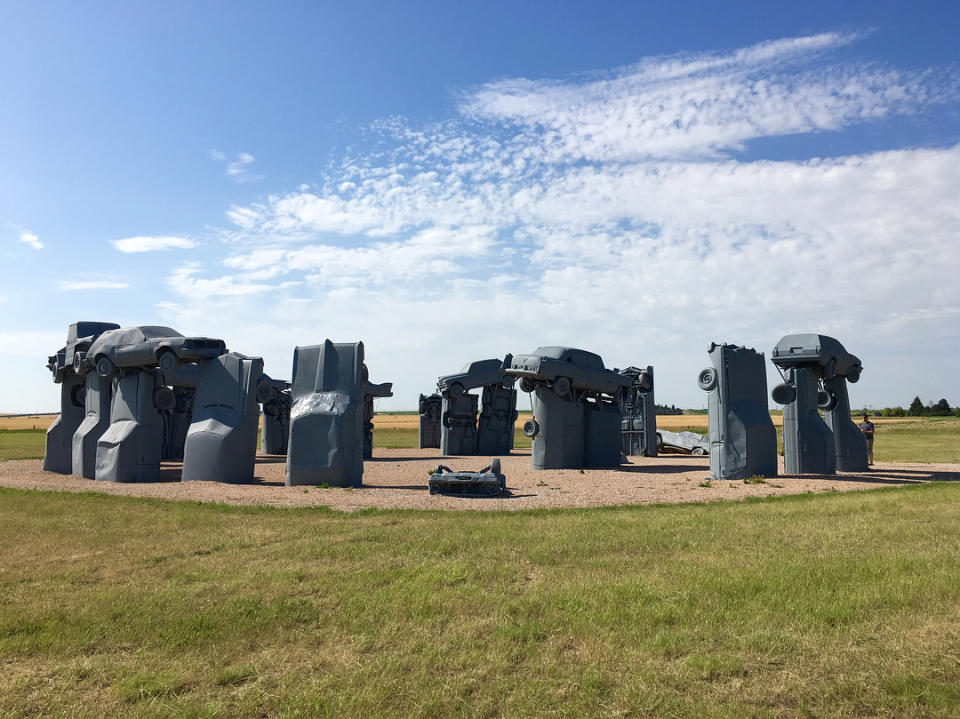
[{"xmin": 1, "ymin": 1, "xmax": 959, "ymax": 413}]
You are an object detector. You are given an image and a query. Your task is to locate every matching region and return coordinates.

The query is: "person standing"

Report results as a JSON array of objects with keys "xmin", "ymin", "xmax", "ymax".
[{"xmin": 859, "ymin": 414, "xmax": 875, "ymax": 465}]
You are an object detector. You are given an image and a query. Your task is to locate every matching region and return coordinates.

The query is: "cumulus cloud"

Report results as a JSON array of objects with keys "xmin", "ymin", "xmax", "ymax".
[
  {"xmin": 164, "ymin": 33, "xmax": 959, "ymax": 409},
  {"xmin": 111, "ymin": 235, "xmax": 196, "ymax": 253},
  {"xmin": 19, "ymin": 231, "xmax": 43, "ymax": 250}
]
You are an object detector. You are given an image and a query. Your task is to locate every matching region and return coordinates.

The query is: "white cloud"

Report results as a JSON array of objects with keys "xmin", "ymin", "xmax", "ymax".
[
  {"xmin": 154, "ymin": 33, "xmax": 960, "ymax": 409},
  {"xmin": 211, "ymin": 150, "xmax": 262, "ymax": 183},
  {"xmin": 19, "ymin": 231, "xmax": 43, "ymax": 250},
  {"xmin": 58, "ymin": 280, "xmax": 130, "ymax": 291},
  {"xmin": 111, "ymin": 235, "xmax": 196, "ymax": 253}
]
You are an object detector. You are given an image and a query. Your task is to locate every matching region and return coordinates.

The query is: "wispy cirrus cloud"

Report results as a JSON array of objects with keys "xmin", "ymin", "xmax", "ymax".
[
  {"xmin": 111, "ymin": 235, "xmax": 196, "ymax": 253},
  {"xmin": 159, "ymin": 33, "xmax": 960, "ymax": 408},
  {"xmin": 210, "ymin": 150, "xmax": 262, "ymax": 183},
  {"xmin": 59, "ymin": 280, "xmax": 130, "ymax": 291}
]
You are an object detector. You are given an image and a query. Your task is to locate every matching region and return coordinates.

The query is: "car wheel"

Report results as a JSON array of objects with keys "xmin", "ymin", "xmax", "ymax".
[
  {"xmin": 522, "ymin": 419, "xmax": 540, "ymax": 438},
  {"xmin": 256, "ymin": 380, "xmax": 273, "ymax": 404},
  {"xmin": 771, "ymin": 382, "xmax": 796, "ymax": 405},
  {"xmin": 817, "ymin": 389, "xmax": 837, "ymax": 411},
  {"xmin": 95, "ymin": 355, "xmax": 115, "ymax": 378},
  {"xmin": 692, "ymin": 447, "xmax": 706, "ymax": 456},
  {"xmin": 519, "ymin": 377, "xmax": 536, "ymax": 394},
  {"xmin": 156, "ymin": 349, "xmax": 178, "ymax": 373},
  {"xmin": 553, "ymin": 376, "xmax": 571, "ymax": 397},
  {"xmin": 449, "ymin": 382, "xmax": 465, "ymax": 398},
  {"xmin": 697, "ymin": 368, "xmax": 717, "ymax": 391},
  {"xmin": 656, "ymin": 433, "xmax": 663, "ymax": 450},
  {"xmin": 153, "ymin": 387, "xmax": 176, "ymax": 411},
  {"xmin": 73, "ymin": 351, "xmax": 86, "ymax": 374},
  {"xmin": 70, "ymin": 385, "xmax": 86, "ymax": 407}
]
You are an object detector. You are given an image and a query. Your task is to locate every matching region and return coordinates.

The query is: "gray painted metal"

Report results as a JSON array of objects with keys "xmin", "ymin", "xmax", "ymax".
[
  {"xmin": 771, "ymin": 334, "xmax": 866, "ymax": 473},
  {"xmin": 162, "ymin": 387, "xmax": 195, "ymax": 461},
  {"xmin": 477, "ymin": 383, "xmax": 518, "ymax": 455},
  {"xmin": 85, "ymin": 326, "xmax": 226, "ymax": 377},
  {"xmin": 657, "ymin": 429, "xmax": 710, "ymax": 455},
  {"xmin": 619, "ymin": 366, "xmax": 657, "ymax": 457},
  {"xmin": 182, "ymin": 353, "xmax": 265, "ymax": 483},
  {"xmin": 285, "ymin": 340, "xmax": 366, "ymax": 487},
  {"xmin": 72, "ymin": 373, "xmax": 113, "ymax": 478},
  {"xmin": 362, "ymin": 371, "xmax": 393, "ymax": 460},
  {"xmin": 43, "ymin": 372, "xmax": 85, "ymax": 474},
  {"xmin": 440, "ymin": 393, "xmax": 478, "ymax": 455},
  {"xmin": 429, "ymin": 458, "xmax": 506, "ymax": 497},
  {"xmin": 260, "ymin": 378, "xmax": 292, "ymax": 454},
  {"xmin": 438, "ymin": 357, "xmax": 517, "ymax": 456},
  {"xmin": 95, "ymin": 369, "xmax": 167, "ymax": 482},
  {"xmin": 700, "ymin": 343, "xmax": 778, "ymax": 480},
  {"xmin": 506, "ymin": 347, "xmax": 630, "ymax": 469},
  {"xmin": 43, "ymin": 321, "xmax": 120, "ymax": 474},
  {"xmin": 418, "ymin": 393, "xmax": 442, "ymax": 449}
]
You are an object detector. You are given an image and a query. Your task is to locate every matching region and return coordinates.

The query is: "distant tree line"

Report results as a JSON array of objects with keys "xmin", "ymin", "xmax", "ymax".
[
  {"xmin": 859, "ymin": 397, "xmax": 959, "ymax": 417},
  {"xmin": 655, "ymin": 404, "xmax": 684, "ymax": 415}
]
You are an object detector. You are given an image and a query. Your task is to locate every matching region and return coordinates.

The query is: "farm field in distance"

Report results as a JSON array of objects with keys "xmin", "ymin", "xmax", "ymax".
[{"xmin": 3, "ymin": 413, "xmax": 959, "ymax": 464}]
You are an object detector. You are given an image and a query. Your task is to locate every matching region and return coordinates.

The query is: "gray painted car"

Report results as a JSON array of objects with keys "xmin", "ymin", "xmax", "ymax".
[
  {"xmin": 82, "ymin": 326, "xmax": 227, "ymax": 377},
  {"xmin": 437, "ymin": 357, "xmax": 514, "ymax": 398},
  {"xmin": 656, "ymin": 429, "xmax": 710, "ymax": 455},
  {"xmin": 507, "ymin": 346, "xmax": 631, "ymax": 398}
]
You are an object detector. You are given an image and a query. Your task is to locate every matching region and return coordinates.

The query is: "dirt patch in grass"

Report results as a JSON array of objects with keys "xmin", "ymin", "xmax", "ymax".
[{"xmin": 1, "ymin": 449, "xmax": 956, "ymax": 512}]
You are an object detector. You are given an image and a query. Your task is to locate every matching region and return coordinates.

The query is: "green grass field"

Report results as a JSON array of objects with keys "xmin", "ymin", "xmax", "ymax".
[
  {"xmin": 5, "ymin": 416, "xmax": 960, "ymax": 462},
  {"xmin": 0, "ymin": 429, "xmax": 46, "ymax": 461},
  {"xmin": 2, "ymin": 485, "xmax": 960, "ymax": 717}
]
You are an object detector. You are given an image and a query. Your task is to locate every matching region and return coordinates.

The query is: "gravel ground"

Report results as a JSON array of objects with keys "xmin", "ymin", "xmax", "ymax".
[{"xmin": 2, "ymin": 449, "xmax": 958, "ymax": 512}]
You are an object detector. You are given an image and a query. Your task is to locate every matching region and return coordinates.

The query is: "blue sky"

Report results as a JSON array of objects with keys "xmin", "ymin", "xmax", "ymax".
[{"xmin": 2, "ymin": 1, "xmax": 959, "ymax": 412}]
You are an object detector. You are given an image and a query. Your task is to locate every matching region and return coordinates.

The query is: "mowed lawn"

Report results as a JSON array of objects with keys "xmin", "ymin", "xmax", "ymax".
[{"xmin": 2, "ymin": 484, "xmax": 960, "ymax": 718}]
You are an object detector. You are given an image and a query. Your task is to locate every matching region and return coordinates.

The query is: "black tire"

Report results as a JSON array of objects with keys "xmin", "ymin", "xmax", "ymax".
[
  {"xmin": 771, "ymin": 382, "xmax": 796, "ymax": 405},
  {"xmin": 697, "ymin": 368, "xmax": 717, "ymax": 391},
  {"xmin": 156, "ymin": 349, "xmax": 178, "ymax": 373},
  {"xmin": 263, "ymin": 399, "xmax": 279, "ymax": 417},
  {"xmin": 691, "ymin": 447, "xmax": 706, "ymax": 456},
  {"xmin": 449, "ymin": 382, "xmax": 465, "ymax": 398},
  {"xmin": 73, "ymin": 351, "xmax": 86, "ymax": 374},
  {"xmin": 95, "ymin": 355, "xmax": 115, "ymax": 378},
  {"xmin": 522, "ymin": 419, "xmax": 540, "ymax": 438},
  {"xmin": 656, "ymin": 433, "xmax": 663, "ymax": 450},
  {"xmin": 847, "ymin": 365, "xmax": 862, "ymax": 383},
  {"xmin": 255, "ymin": 380, "xmax": 273, "ymax": 404},
  {"xmin": 70, "ymin": 384, "xmax": 86, "ymax": 407},
  {"xmin": 817, "ymin": 389, "xmax": 837, "ymax": 411},
  {"xmin": 553, "ymin": 376, "xmax": 571, "ymax": 397},
  {"xmin": 490, "ymin": 458, "xmax": 501, "ymax": 476},
  {"xmin": 153, "ymin": 387, "xmax": 176, "ymax": 411},
  {"xmin": 519, "ymin": 377, "xmax": 536, "ymax": 393}
]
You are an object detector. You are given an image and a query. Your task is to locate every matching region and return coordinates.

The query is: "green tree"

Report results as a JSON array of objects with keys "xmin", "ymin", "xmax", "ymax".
[
  {"xmin": 931, "ymin": 398, "xmax": 952, "ymax": 416},
  {"xmin": 909, "ymin": 396, "xmax": 926, "ymax": 416}
]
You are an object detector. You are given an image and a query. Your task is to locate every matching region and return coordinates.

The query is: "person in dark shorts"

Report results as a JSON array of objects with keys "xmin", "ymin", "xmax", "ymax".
[{"xmin": 859, "ymin": 414, "xmax": 875, "ymax": 465}]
